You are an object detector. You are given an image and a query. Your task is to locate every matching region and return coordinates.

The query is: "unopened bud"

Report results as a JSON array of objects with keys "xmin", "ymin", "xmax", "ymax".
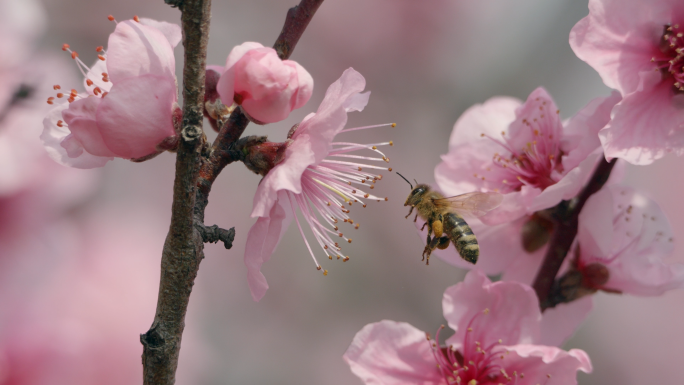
[{"xmin": 521, "ymin": 212, "xmax": 554, "ymax": 252}]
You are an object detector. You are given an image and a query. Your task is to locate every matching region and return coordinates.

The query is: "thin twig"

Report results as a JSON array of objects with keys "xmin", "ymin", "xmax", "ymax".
[
  {"xmin": 532, "ymin": 157, "xmax": 616, "ymax": 310},
  {"xmin": 141, "ymin": 0, "xmax": 211, "ymax": 383}
]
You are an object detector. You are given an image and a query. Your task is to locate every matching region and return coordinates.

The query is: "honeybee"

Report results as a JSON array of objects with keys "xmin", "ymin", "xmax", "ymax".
[{"xmin": 399, "ymin": 173, "xmax": 503, "ymax": 265}]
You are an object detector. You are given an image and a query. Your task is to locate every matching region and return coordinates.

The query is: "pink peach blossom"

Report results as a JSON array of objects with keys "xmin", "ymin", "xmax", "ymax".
[
  {"xmin": 216, "ymin": 42, "xmax": 313, "ymax": 124},
  {"xmin": 576, "ymin": 185, "xmax": 684, "ymax": 295},
  {"xmin": 42, "ymin": 17, "xmax": 181, "ymax": 168},
  {"xmin": 245, "ymin": 68, "xmax": 391, "ymax": 301},
  {"xmin": 570, "ymin": 0, "xmax": 684, "ymax": 165},
  {"xmin": 344, "ymin": 270, "xmax": 592, "ymax": 385},
  {"xmin": 435, "ymin": 88, "xmax": 620, "ymax": 225}
]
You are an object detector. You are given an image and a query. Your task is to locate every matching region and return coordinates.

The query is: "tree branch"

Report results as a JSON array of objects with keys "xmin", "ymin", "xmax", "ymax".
[
  {"xmin": 141, "ymin": 0, "xmax": 211, "ymax": 383},
  {"xmin": 142, "ymin": 0, "xmax": 324, "ymax": 382},
  {"xmin": 532, "ymin": 157, "xmax": 616, "ymax": 310}
]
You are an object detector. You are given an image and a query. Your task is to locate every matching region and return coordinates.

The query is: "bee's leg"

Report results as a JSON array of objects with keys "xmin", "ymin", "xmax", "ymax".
[
  {"xmin": 413, "ymin": 213, "xmax": 418, "ymax": 223},
  {"xmin": 422, "ymin": 221, "xmax": 433, "ymax": 262},
  {"xmin": 404, "ymin": 206, "xmax": 414, "ymax": 219},
  {"xmin": 423, "ymin": 235, "xmax": 446, "ymax": 266},
  {"xmin": 420, "ymin": 222, "xmax": 428, "ymax": 231}
]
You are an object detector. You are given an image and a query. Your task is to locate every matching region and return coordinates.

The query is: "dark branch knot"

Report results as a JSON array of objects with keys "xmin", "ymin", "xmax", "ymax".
[
  {"xmin": 195, "ymin": 223, "xmax": 235, "ymax": 249},
  {"xmin": 182, "ymin": 125, "xmax": 204, "ymax": 142}
]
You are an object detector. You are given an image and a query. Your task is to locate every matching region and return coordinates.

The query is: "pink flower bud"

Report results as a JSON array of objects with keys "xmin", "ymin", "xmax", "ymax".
[{"xmin": 216, "ymin": 42, "xmax": 313, "ymax": 124}]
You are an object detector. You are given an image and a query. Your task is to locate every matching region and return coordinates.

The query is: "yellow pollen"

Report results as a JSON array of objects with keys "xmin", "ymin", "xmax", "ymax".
[
  {"xmin": 328, "ymin": 256, "xmax": 332, "ymax": 260},
  {"xmin": 313, "ymin": 178, "xmax": 350, "ymax": 202},
  {"xmin": 372, "ymin": 146, "xmax": 377, "ymax": 150},
  {"xmin": 323, "ymin": 270, "xmax": 328, "ymax": 276},
  {"xmin": 391, "ymin": 123, "xmax": 396, "ymax": 127},
  {"xmin": 468, "ymin": 380, "xmax": 477, "ymax": 385},
  {"xmin": 483, "ymin": 308, "xmax": 490, "ymax": 314},
  {"xmin": 389, "ymin": 141, "xmax": 394, "ymax": 146}
]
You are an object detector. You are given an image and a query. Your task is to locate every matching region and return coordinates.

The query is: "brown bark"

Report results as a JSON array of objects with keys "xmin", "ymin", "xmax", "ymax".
[
  {"xmin": 532, "ymin": 157, "xmax": 616, "ymax": 310},
  {"xmin": 140, "ymin": 0, "xmax": 211, "ymax": 383},
  {"xmin": 142, "ymin": 0, "xmax": 325, "ymax": 383}
]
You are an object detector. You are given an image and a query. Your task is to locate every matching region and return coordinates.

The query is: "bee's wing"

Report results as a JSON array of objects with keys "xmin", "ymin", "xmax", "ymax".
[{"xmin": 432, "ymin": 191, "xmax": 503, "ymax": 218}]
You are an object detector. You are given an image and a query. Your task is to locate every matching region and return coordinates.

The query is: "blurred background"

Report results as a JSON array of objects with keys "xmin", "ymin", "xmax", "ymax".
[{"xmin": 1, "ymin": 0, "xmax": 682, "ymax": 383}]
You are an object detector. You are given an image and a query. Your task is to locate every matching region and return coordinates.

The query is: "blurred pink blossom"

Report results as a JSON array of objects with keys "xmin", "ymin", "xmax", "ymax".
[
  {"xmin": 570, "ymin": 0, "xmax": 684, "ymax": 165},
  {"xmin": 576, "ymin": 185, "xmax": 684, "ymax": 295},
  {"xmin": 0, "ymin": 210, "xmax": 202, "ymax": 384},
  {"xmin": 42, "ymin": 17, "xmax": 181, "ymax": 167},
  {"xmin": 245, "ymin": 68, "xmax": 392, "ymax": 301},
  {"xmin": 435, "ymin": 88, "xmax": 620, "ymax": 225},
  {"xmin": 216, "ymin": 42, "xmax": 313, "ymax": 124},
  {"xmin": 343, "ymin": 270, "xmax": 591, "ymax": 385}
]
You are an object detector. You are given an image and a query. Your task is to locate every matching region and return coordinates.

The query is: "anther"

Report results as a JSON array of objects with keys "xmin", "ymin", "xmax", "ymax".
[
  {"xmin": 372, "ymin": 146, "xmax": 377, "ymax": 150},
  {"xmin": 347, "ymin": 239, "xmax": 352, "ymax": 243},
  {"xmin": 328, "ymin": 256, "xmax": 332, "ymax": 260},
  {"xmin": 62, "ymin": 44, "xmax": 70, "ymax": 51},
  {"xmin": 370, "ymin": 185, "xmax": 374, "ymax": 189},
  {"xmin": 71, "ymin": 51, "xmax": 79, "ymax": 59},
  {"xmin": 388, "ymin": 167, "xmax": 392, "ymax": 171},
  {"xmin": 133, "ymin": 15, "xmax": 140, "ymax": 22},
  {"xmin": 343, "ymin": 256, "xmax": 349, "ymax": 262},
  {"xmin": 338, "ymin": 233, "xmax": 343, "ymax": 237},
  {"xmin": 384, "ymin": 197, "xmax": 388, "ymax": 201},
  {"xmin": 57, "ymin": 120, "xmax": 64, "ymax": 127},
  {"xmin": 108, "ymin": 15, "xmax": 115, "ymax": 21},
  {"xmin": 96, "ymin": 46, "xmax": 104, "ymax": 52},
  {"xmin": 47, "ymin": 97, "xmax": 54, "ymax": 104},
  {"xmin": 98, "ymin": 55, "xmax": 106, "ymax": 61},
  {"xmin": 53, "ymin": 85, "xmax": 61, "ymax": 90},
  {"xmin": 86, "ymin": 79, "xmax": 93, "ymax": 86},
  {"xmin": 391, "ymin": 123, "xmax": 396, "ymax": 127},
  {"xmin": 389, "ymin": 141, "xmax": 394, "ymax": 146},
  {"xmin": 355, "ymin": 224, "xmax": 359, "ymax": 229},
  {"xmin": 316, "ymin": 265, "xmax": 322, "ymax": 271},
  {"xmin": 323, "ymin": 270, "xmax": 328, "ymax": 276},
  {"xmin": 93, "ymin": 87, "xmax": 102, "ymax": 96},
  {"xmin": 56, "ymin": 93, "xmax": 64, "ymax": 98}
]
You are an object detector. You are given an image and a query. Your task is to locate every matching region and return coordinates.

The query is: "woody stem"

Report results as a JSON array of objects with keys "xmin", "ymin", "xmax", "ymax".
[{"xmin": 532, "ymin": 157, "xmax": 616, "ymax": 310}]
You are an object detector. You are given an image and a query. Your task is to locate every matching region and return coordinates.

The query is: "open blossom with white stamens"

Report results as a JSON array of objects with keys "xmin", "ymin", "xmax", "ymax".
[
  {"xmin": 245, "ymin": 68, "xmax": 393, "ymax": 301},
  {"xmin": 344, "ymin": 270, "xmax": 592, "ymax": 385},
  {"xmin": 435, "ymin": 87, "xmax": 621, "ymax": 225},
  {"xmin": 41, "ymin": 16, "xmax": 181, "ymax": 169}
]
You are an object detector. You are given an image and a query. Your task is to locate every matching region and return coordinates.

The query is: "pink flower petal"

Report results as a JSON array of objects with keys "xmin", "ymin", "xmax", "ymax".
[
  {"xmin": 286, "ymin": 60, "xmax": 314, "ymax": 110},
  {"xmin": 578, "ymin": 187, "xmax": 615, "ymax": 259},
  {"xmin": 582, "ymin": 186, "xmax": 684, "ymax": 295},
  {"xmin": 216, "ymin": 42, "xmax": 266, "ymax": 108},
  {"xmin": 569, "ymin": 0, "xmax": 669, "ymax": 94},
  {"xmin": 61, "ymin": 97, "xmax": 116, "ymax": 158},
  {"xmin": 244, "ymin": 191, "xmax": 292, "ymax": 301},
  {"xmin": 562, "ymin": 91, "xmax": 622, "ymax": 171},
  {"xmin": 539, "ymin": 297, "xmax": 594, "ymax": 347},
  {"xmin": 96, "ymin": 74, "xmax": 177, "ymax": 159},
  {"xmin": 502, "ymin": 344, "xmax": 592, "ymax": 384},
  {"xmin": 448, "ymin": 96, "xmax": 521, "ymax": 149},
  {"xmin": 343, "ymin": 320, "xmax": 442, "ymax": 385},
  {"xmin": 41, "ymin": 104, "xmax": 112, "ymax": 169},
  {"xmin": 528, "ymin": 151, "xmax": 601, "ymax": 212},
  {"xmin": 139, "ymin": 18, "xmax": 182, "ymax": 48},
  {"xmin": 251, "ymin": 68, "xmax": 366, "ymax": 218},
  {"xmin": 599, "ymin": 72, "xmax": 684, "ymax": 165},
  {"xmin": 443, "ymin": 270, "xmax": 541, "ymax": 350},
  {"xmin": 106, "ymin": 20, "xmax": 176, "ymax": 83}
]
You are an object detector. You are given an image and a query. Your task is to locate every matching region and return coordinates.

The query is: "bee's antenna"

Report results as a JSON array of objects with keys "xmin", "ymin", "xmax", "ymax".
[{"xmin": 396, "ymin": 172, "xmax": 413, "ymax": 189}]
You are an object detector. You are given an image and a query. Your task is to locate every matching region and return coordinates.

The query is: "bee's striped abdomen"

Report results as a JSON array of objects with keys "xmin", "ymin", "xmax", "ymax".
[{"xmin": 444, "ymin": 212, "xmax": 479, "ymax": 264}]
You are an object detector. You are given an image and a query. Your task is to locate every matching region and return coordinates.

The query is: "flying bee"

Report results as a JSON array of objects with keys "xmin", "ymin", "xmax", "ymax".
[{"xmin": 398, "ymin": 173, "xmax": 503, "ymax": 265}]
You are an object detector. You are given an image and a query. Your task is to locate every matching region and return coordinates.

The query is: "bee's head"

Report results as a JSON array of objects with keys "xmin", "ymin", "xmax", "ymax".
[{"xmin": 404, "ymin": 184, "xmax": 430, "ymax": 206}]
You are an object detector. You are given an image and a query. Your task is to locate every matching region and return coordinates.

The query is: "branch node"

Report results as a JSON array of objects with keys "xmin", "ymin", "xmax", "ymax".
[
  {"xmin": 141, "ymin": 324, "xmax": 167, "ymax": 349},
  {"xmin": 195, "ymin": 223, "xmax": 235, "ymax": 249}
]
